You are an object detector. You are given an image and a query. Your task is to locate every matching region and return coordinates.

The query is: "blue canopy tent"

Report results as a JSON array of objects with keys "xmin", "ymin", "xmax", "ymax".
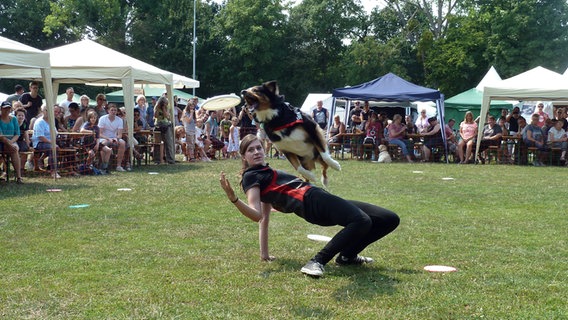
[{"xmin": 332, "ymin": 73, "xmax": 447, "ymax": 161}]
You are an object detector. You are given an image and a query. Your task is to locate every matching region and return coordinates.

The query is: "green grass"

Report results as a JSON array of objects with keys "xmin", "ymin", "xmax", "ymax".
[{"xmin": 1, "ymin": 159, "xmax": 567, "ymax": 319}]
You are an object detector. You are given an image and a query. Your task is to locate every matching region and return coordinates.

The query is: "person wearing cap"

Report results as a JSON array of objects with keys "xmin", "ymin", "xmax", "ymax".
[
  {"xmin": 6, "ymin": 84, "xmax": 24, "ymax": 105},
  {"xmin": 0, "ymin": 101, "xmax": 23, "ymax": 183},
  {"xmin": 31, "ymin": 105, "xmax": 61, "ymax": 179}
]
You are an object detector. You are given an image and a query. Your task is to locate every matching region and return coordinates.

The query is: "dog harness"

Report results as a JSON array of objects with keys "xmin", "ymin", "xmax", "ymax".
[{"xmin": 262, "ymin": 102, "xmax": 304, "ymax": 133}]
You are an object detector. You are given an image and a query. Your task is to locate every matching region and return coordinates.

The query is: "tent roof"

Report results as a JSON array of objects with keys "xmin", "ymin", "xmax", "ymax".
[
  {"xmin": 0, "ymin": 39, "xmax": 187, "ymax": 86},
  {"xmin": 332, "ymin": 72, "xmax": 441, "ymax": 102},
  {"xmin": 483, "ymin": 66, "xmax": 568, "ymax": 101},
  {"xmin": 0, "ymin": 36, "xmax": 51, "ymax": 69},
  {"xmin": 445, "ymin": 88, "xmax": 512, "ymax": 109},
  {"xmin": 475, "ymin": 66, "xmax": 502, "ymax": 91}
]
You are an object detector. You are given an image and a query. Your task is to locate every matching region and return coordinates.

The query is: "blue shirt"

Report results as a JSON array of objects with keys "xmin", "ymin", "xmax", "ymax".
[
  {"xmin": 0, "ymin": 115, "xmax": 20, "ymax": 139},
  {"xmin": 32, "ymin": 118, "xmax": 51, "ymax": 148}
]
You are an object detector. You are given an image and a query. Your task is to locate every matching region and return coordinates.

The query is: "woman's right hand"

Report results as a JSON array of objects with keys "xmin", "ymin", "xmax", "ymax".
[{"xmin": 219, "ymin": 171, "xmax": 237, "ymax": 201}]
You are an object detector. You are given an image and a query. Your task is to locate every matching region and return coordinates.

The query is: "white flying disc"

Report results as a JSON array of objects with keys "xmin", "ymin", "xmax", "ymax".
[
  {"xmin": 442, "ymin": 177, "xmax": 454, "ymax": 181},
  {"xmin": 148, "ymin": 172, "xmax": 159, "ymax": 175},
  {"xmin": 46, "ymin": 188, "xmax": 62, "ymax": 192},
  {"xmin": 412, "ymin": 170, "xmax": 424, "ymax": 174},
  {"xmin": 424, "ymin": 265, "xmax": 457, "ymax": 272},
  {"xmin": 117, "ymin": 188, "xmax": 132, "ymax": 191},
  {"xmin": 307, "ymin": 234, "xmax": 332, "ymax": 242},
  {"xmin": 201, "ymin": 94, "xmax": 241, "ymax": 111}
]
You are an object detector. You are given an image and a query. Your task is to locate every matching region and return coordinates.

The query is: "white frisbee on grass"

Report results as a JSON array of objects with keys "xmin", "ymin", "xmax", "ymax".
[
  {"xmin": 442, "ymin": 177, "xmax": 455, "ymax": 181},
  {"xmin": 46, "ymin": 188, "xmax": 62, "ymax": 192},
  {"xmin": 117, "ymin": 188, "xmax": 132, "ymax": 191},
  {"xmin": 148, "ymin": 172, "xmax": 159, "ymax": 175},
  {"xmin": 201, "ymin": 94, "xmax": 242, "ymax": 111},
  {"xmin": 307, "ymin": 234, "xmax": 332, "ymax": 242},
  {"xmin": 424, "ymin": 265, "xmax": 457, "ymax": 272},
  {"xmin": 69, "ymin": 204, "xmax": 90, "ymax": 209}
]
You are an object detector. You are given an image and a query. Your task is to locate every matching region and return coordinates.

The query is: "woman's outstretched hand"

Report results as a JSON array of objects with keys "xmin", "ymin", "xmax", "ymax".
[{"xmin": 220, "ymin": 171, "xmax": 237, "ymax": 202}]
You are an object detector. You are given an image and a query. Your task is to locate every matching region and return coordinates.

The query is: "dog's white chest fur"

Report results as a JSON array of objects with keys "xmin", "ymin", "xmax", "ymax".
[{"xmin": 272, "ymin": 129, "xmax": 314, "ymax": 158}]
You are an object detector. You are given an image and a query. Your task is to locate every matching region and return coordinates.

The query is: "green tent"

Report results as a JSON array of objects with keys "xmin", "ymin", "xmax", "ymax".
[
  {"xmin": 106, "ymin": 86, "xmax": 201, "ymax": 105},
  {"xmin": 445, "ymin": 88, "xmax": 513, "ymax": 121}
]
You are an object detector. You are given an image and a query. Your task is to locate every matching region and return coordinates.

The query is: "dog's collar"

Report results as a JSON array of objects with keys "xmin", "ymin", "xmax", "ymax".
[{"xmin": 268, "ymin": 106, "xmax": 303, "ymax": 131}]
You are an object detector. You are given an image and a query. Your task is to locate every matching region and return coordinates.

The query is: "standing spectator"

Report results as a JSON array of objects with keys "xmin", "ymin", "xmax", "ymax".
[
  {"xmin": 415, "ymin": 109, "xmax": 429, "ymax": 133},
  {"xmin": 238, "ymin": 106, "xmax": 256, "ymax": 137},
  {"xmin": 312, "ymin": 100, "xmax": 329, "ymax": 130},
  {"xmin": 0, "ymin": 101, "xmax": 23, "ymax": 183},
  {"xmin": 19, "ymin": 81, "xmax": 43, "ymax": 123},
  {"xmin": 59, "ymin": 87, "xmax": 75, "ymax": 116},
  {"xmin": 6, "ymin": 84, "xmax": 24, "ymax": 105},
  {"xmin": 182, "ymin": 101, "xmax": 197, "ymax": 162},
  {"xmin": 533, "ymin": 102, "xmax": 549, "ymax": 128},
  {"xmin": 135, "ymin": 95, "xmax": 148, "ymax": 129},
  {"xmin": 457, "ymin": 111, "xmax": 478, "ymax": 164},
  {"xmin": 227, "ymin": 117, "xmax": 240, "ymax": 159},
  {"xmin": 32, "ymin": 105, "xmax": 60, "ymax": 178},
  {"xmin": 146, "ymin": 96, "xmax": 157, "ymax": 128},
  {"xmin": 205, "ymin": 110, "xmax": 224, "ymax": 159},
  {"xmin": 92, "ymin": 94, "xmax": 108, "ymax": 118},
  {"xmin": 362, "ymin": 112, "xmax": 383, "ymax": 161},
  {"xmin": 219, "ymin": 111, "xmax": 232, "ymax": 158},
  {"xmin": 98, "ymin": 104, "xmax": 127, "ymax": 172},
  {"xmin": 154, "ymin": 96, "xmax": 176, "ymax": 165},
  {"xmin": 349, "ymin": 101, "xmax": 362, "ymax": 130}
]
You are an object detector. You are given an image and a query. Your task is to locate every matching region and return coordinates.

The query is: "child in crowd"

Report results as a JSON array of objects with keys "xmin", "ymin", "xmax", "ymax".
[
  {"xmin": 81, "ymin": 111, "xmax": 112, "ymax": 174},
  {"xmin": 227, "ymin": 117, "xmax": 240, "ymax": 159},
  {"xmin": 219, "ymin": 111, "xmax": 232, "ymax": 159}
]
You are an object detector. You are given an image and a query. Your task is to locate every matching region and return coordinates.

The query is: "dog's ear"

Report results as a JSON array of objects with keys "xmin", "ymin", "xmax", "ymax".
[{"xmin": 263, "ymin": 81, "xmax": 279, "ymax": 96}]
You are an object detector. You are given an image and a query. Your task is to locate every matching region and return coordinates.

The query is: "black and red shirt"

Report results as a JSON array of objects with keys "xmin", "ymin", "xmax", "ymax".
[{"xmin": 241, "ymin": 165, "xmax": 312, "ymax": 215}]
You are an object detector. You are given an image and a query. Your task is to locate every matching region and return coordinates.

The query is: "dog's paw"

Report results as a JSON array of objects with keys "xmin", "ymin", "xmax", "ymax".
[
  {"xmin": 298, "ymin": 166, "xmax": 317, "ymax": 182},
  {"xmin": 321, "ymin": 152, "xmax": 341, "ymax": 171},
  {"xmin": 321, "ymin": 175, "xmax": 329, "ymax": 188}
]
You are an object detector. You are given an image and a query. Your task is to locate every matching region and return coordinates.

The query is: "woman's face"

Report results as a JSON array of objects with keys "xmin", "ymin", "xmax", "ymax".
[
  {"xmin": 243, "ymin": 140, "xmax": 266, "ymax": 166},
  {"xmin": 16, "ymin": 111, "xmax": 25, "ymax": 122}
]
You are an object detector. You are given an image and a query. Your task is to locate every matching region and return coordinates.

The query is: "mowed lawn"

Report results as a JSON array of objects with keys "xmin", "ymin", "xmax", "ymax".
[{"xmin": 1, "ymin": 159, "xmax": 566, "ymax": 319}]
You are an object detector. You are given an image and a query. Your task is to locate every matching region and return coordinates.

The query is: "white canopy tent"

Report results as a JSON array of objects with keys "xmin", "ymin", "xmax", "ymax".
[
  {"xmin": 0, "ymin": 36, "xmax": 57, "ymax": 173},
  {"xmin": 477, "ymin": 66, "xmax": 568, "ymax": 160},
  {"xmin": 1, "ymin": 39, "xmax": 200, "ymax": 163}
]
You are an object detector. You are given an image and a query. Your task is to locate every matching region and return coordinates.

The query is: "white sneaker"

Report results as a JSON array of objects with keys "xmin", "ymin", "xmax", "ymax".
[
  {"xmin": 125, "ymin": 165, "xmax": 132, "ymax": 171},
  {"xmin": 52, "ymin": 172, "xmax": 61, "ymax": 179},
  {"xmin": 116, "ymin": 166, "xmax": 126, "ymax": 172}
]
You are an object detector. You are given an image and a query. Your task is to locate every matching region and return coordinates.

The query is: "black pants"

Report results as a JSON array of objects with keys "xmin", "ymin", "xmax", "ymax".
[{"xmin": 302, "ymin": 188, "xmax": 400, "ymax": 265}]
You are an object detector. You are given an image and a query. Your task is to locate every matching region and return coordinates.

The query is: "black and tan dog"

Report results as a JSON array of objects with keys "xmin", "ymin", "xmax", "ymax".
[{"xmin": 241, "ymin": 81, "xmax": 340, "ymax": 186}]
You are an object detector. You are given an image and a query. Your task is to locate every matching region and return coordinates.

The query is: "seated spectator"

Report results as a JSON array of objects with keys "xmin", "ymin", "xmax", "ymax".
[
  {"xmin": 523, "ymin": 114, "xmax": 546, "ymax": 166},
  {"xmin": 547, "ymin": 119, "xmax": 567, "ymax": 163},
  {"xmin": 31, "ymin": 105, "xmax": 60, "ymax": 178},
  {"xmin": 444, "ymin": 118, "xmax": 458, "ymax": 159},
  {"xmin": 458, "ymin": 111, "xmax": 478, "ymax": 164},
  {"xmin": 415, "ymin": 109, "xmax": 429, "ymax": 133},
  {"xmin": 195, "ymin": 118, "xmax": 211, "ymax": 162},
  {"xmin": 421, "ymin": 117, "xmax": 444, "ymax": 162},
  {"xmin": 14, "ymin": 106, "xmax": 32, "ymax": 174},
  {"xmin": 361, "ymin": 112, "xmax": 383, "ymax": 160},
  {"xmin": 405, "ymin": 115, "xmax": 419, "ymax": 135},
  {"xmin": 388, "ymin": 114, "xmax": 413, "ymax": 162},
  {"xmin": 81, "ymin": 111, "xmax": 112, "ymax": 174},
  {"xmin": 64, "ymin": 102, "xmax": 82, "ymax": 132},
  {"xmin": 205, "ymin": 110, "xmax": 224, "ymax": 159},
  {"xmin": 98, "ymin": 104, "xmax": 127, "ymax": 172},
  {"xmin": 478, "ymin": 115, "xmax": 503, "ymax": 164},
  {"xmin": 0, "ymin": 101, "xmax": 23, "ymax": 183},
  {"xmin": 328, "ymin": 114, "xmax": 346, "ymax": 144}
]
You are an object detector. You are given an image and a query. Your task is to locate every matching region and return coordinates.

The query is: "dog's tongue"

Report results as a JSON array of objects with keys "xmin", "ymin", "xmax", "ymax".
[{"xmin": 249, "ymin": 102, "xmax": 258, "ymax": 111}]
